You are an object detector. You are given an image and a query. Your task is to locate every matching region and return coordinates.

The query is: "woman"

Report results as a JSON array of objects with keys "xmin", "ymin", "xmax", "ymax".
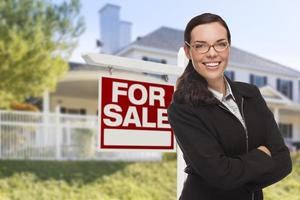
[{"xmin": 167, "ymin": 13, "xmax": 292, "ymax": 200}]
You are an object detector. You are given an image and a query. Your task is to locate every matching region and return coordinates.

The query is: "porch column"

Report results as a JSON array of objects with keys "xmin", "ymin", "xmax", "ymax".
[{"xmin": 273, "ymin": 107, "xmax": 280, "ymax": 124}]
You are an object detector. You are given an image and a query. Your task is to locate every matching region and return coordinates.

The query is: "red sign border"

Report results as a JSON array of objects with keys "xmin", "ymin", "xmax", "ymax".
[{"xmin": 98, "ymin": 76, "xmax": 175, "ymax": 151}]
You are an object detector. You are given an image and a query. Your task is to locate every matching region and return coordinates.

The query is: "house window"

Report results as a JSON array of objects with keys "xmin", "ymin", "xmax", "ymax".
[
  {"xmin": 142, "ymin": 56, "xmax": 168, "ymax": 82},
  {"xmin": 224, "ymin": 70, "xmax": 235, "ymax": 81},
  {"xmin": 60, "ymin": 107, "xmax": 86, "ymax": 115},
  {"xmin": 142, "ymin": 56, "xmax": 167, "ymax": 64},
  {"xmin": 277, "ymin": 79, "xmax": 293, "ymax": 99},
  {"xmin": 279, "ymin": 123, "xmax": 293, "ymax": 141},
  {"xmin": 250, "ymin": 74, "xmax": 267, "ymax": 87}
]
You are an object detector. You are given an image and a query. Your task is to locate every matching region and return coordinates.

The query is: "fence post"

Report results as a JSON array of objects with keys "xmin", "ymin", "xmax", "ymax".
[
  {"xmin": 55, "ymin": 106, "xmax": 61, "ymax": 160},
  {"xmin": 43, "ymin": 90, "xmax": 50, "ymax": 148}
]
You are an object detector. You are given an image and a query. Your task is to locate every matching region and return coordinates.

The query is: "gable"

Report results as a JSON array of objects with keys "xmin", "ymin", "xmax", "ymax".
[{"xmin": 260, "ymin": 86, "xmax": 292, "ymax": 104}]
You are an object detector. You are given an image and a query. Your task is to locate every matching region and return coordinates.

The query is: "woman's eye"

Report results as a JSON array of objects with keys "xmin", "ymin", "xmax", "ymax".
[
  {"xmin": 216, "ymin": 42, "xmax": 227, "ymax": 47},
  {"xmin": 194, "ymin": 44, "xmax": 207, "ymax": 49}
]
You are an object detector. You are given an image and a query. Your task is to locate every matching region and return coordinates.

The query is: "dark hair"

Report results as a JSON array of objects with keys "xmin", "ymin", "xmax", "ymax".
[
  {"xmin": 184, "ymin": 13, "xmax": 231, "ymax": 45},
  {"xmin": 173, "ymin": 13, "xmax": 231, "ymax": 106}
]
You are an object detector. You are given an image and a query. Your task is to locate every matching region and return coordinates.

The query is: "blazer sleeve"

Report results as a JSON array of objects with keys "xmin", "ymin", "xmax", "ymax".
[
  {"xmin": 244, "ymin": 86, "xmax": 292, "ymax": 191},
  {"xmin": 167, "ymin": 102, "xmax": 275, "ymax": 191}
]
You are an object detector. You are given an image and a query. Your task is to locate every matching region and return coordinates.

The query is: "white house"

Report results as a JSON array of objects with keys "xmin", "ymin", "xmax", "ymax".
[
  {"xmin": 51, "ymin": 4, "xmax": 300, "ymax": 148},
  {"xmin": 49, "ymin": 3, "xmax": 300, "ymax": 155},
  {"xmin": 2, "ymin": 4, "xmax": 299, "ymax": 161},
  {"xmin": 52, "ymin": 4, "xmax": 300, "ymax": 148}
]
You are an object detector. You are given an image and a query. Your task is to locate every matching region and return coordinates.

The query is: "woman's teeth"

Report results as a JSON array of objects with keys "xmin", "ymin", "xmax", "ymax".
[{"xmin": 203, "ymin": 62, "xmax": 220, "ymax": 68}]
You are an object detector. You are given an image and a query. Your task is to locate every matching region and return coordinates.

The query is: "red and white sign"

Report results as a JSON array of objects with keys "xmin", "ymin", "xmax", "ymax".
[{"xmin": 98, "ymin": 76, "xmax": 175, "ymax": 151}]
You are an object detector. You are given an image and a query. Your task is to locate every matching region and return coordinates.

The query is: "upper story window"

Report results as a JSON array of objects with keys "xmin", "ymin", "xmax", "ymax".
[
  {"xmin": 224, "ymin": 70, "xmax": 235, "ymax": 81},
  {"xmin": 279, "ymin": 123, "xmax": 293, "ymax": 141},
  {"xmin": 142, "ymin": 56, "xmax": 167, "ymax": 64},
  {"xmin": 277, "ymin": 78, "xmax": 293, "ymax": 100},
  {"xmin": 250, "ymin": 74, "xmax": 267, "ymax": 87},
  {"xmin": 142, "ymin": 56, "xmax": 168, "ymax": 82}
]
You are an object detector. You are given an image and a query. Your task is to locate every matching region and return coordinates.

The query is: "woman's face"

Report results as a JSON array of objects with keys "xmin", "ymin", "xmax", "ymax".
[{"xmin": 184, "ymin": 22, "xmax": 230, "ymax": 83}]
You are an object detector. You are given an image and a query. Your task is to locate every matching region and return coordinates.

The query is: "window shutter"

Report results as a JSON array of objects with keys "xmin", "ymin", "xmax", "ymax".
[
  {"xmin": 250, "ymin": 74, "xmax": 254, "ymax": 84},
  {"xmin": 289, "ymin": 124, "xmax": 293, "ymax": 139},
  {"xmin": 276, "ymin": 78, "xmax": 280, "ymax": 90},
  {"xmin": 289, "ymin": 81, "xmax": 293, "ymax": 100},
  {"xmin": 263, "ymin": 76, "xmax": 267, "ymax": 86}
]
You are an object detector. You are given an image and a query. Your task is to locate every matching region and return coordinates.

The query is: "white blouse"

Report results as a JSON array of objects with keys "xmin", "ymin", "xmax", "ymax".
[{"xmin": 208, "ymin": 79, "xmax": 246, "ymax": 129}]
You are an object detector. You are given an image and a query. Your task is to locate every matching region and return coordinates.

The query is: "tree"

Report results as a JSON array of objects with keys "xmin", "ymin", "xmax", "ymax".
[{"xmin": 0, "ymin": 0, "xmax": 85, "ymax": 108}]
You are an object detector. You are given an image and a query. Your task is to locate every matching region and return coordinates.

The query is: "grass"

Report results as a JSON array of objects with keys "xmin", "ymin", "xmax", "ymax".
[
  {"xmin": 263, "ymin": 152, "xmax": 300, "ymax": 200},
  {"xmin": 0, "ymin": 153, "xmax": 299, "ymax": 200},
  {"xmin": 0, "ymin": 157, "xmax": 176, "ymax": 200}
]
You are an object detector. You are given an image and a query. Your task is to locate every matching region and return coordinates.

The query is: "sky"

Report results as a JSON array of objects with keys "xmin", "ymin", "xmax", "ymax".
[{"xmin": 66, "ymin": 0, "xmax": 300, "ymax": 72}]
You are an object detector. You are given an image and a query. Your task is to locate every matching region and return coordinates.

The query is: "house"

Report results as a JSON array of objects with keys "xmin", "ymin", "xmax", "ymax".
[
  {"xmin": 3, "ymin": 4, "xmax": 299, "ymax": 161},
  {"xmin": 51, "ymin": 4, "xmax": 300, "ymax": 148}
]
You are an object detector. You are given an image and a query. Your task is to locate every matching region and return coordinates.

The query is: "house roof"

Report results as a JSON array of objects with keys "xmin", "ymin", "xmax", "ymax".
[
  {"xmin": 116, "ymin": 26, "xmax": 300, "ymax": 77},
  {"xmin": 131, "ymin": 26, "xmax": 183, "ymax": 52}
]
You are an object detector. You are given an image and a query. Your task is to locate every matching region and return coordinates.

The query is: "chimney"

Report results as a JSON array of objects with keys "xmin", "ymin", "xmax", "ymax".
[
  {"xmin": 120, "ymin": 21, "xmax": 132, "ymax": 49},
  {"xmin": 99, "ymin": 4, "xmax": 132, "ymax": 54}
]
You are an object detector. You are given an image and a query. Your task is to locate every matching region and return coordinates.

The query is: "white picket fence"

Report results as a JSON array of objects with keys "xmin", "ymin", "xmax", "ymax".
[{"xmin": 0, "ymin": 110, "xmax": 162, "ymax": 161}]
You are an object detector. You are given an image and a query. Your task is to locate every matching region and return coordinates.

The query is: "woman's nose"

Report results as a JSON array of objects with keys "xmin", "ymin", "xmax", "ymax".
[{"xmin": 206, "ymin": 46, "xmax": 218, "ymax": 58}]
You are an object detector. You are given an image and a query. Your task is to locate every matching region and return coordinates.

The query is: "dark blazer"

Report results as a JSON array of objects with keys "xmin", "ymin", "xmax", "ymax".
[{"xmin": 167, "ymin": 78, "xmax": 292, "ymax": 200}]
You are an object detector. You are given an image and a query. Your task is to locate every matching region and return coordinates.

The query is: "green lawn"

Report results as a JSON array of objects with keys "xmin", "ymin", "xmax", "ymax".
[
  {"xmin": 0, "ymin": 153, "xmax": 299, "ymax": 200},
  {"xmin": 0, "ymin": 156, "xmax": 176, "ymax": 200},
  {"xmin": 264, "ymin": 152, "xmax": 300, "ymax": 200}
]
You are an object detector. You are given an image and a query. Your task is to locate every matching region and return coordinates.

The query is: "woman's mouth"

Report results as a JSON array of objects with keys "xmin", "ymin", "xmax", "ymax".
[{"xmin": 202, "ymin": 62, "xmax": 221, "ymax": 69}]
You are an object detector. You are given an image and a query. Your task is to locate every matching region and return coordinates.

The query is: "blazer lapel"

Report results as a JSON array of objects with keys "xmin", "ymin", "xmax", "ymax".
[{"xmin": 225, "ymin": 75, "xmax": 256, "ymax": 112}]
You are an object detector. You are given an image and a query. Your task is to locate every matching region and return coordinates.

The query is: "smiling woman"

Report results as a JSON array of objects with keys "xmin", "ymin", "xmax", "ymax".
[
  {"xmin": 185, "ymin": 22, "xmax": 230, "ymax": 90},
  {"xmin": 167, "ymin": 13, "xmax": 292, "ymax": 200}
]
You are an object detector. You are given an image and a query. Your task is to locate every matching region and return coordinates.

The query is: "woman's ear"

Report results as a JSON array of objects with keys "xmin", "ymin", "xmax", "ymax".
[{"xmin": 184, "ymin": 45, "xmax": 191, "ymax": 59}]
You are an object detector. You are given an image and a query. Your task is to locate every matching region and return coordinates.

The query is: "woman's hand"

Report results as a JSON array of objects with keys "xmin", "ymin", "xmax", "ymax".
[{"xmin": 257, "ymin": 146, "xmax": 272, "ymax": 157}]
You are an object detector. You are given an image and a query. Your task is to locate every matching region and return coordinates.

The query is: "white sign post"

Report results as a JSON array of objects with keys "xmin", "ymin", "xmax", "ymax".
[{"xmin": 176, "ymin": 48, "xmax": 189, "ymax": 199}]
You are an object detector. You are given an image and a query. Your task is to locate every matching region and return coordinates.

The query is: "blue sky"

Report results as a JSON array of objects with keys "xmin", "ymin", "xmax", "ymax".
[{"xmin": 67, "ymin": 0, "xmax": 300, "ymax": 71}]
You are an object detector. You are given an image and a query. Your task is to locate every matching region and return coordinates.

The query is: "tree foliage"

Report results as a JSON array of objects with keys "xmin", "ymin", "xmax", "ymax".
[{"xmin": 0, "ymin": 0, "xmax": 85, "ymax": 108}]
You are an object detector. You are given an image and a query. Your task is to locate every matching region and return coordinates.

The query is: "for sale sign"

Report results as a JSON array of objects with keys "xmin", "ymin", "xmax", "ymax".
[{"xmin": 98, "ymin": 76, "xmax": 175, "ymax": 152}]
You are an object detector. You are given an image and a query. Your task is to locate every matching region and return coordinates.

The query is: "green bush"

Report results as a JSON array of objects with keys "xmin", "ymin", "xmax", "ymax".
[{"xmin": 0, "ymin": 160, "xmax": 176, "ymax": 200}]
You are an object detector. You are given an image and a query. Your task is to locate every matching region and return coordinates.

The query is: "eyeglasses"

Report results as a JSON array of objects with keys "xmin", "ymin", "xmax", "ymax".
[{"xmin": 185, "ymin": 40, "xmax": 229, "ymax": 54}]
